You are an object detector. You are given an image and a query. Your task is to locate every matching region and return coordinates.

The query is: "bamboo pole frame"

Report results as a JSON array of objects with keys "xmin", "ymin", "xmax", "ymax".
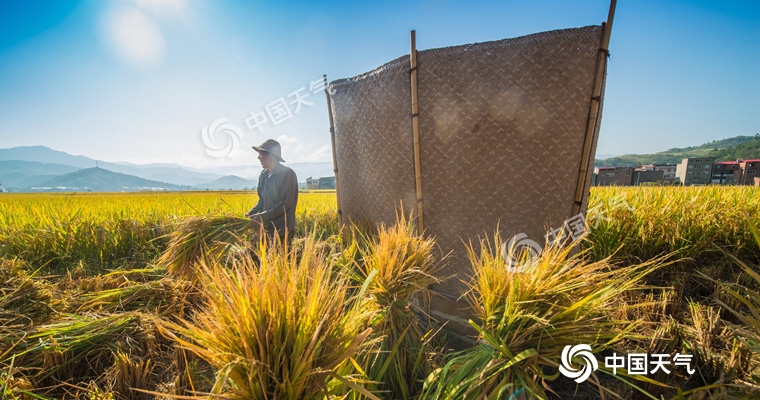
[
  {"xmin": 572, "ymin": 0, "xmax": 616, "ymax": 216},
  {"xmin": 323, "ymin": 74, "xmax": 343, "ymax": 226},
  {"xmin": 410, "ymin": 30, "xmax": 425, "ymax": 233}
]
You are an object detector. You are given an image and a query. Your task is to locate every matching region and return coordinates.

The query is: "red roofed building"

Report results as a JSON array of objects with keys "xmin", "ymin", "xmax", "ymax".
[
  {"xmin": 738, "ymin": 159, "xmax": 760, "ymax": 185},
  {"xmin": 711, "ymin": 161, "xmax": 743, "ymax": 185}
]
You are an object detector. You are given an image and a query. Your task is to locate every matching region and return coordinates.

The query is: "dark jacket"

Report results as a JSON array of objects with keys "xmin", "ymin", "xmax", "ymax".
[{"xmin": 248, "ymin": 163, "xmax": 298, "ymax": 238}]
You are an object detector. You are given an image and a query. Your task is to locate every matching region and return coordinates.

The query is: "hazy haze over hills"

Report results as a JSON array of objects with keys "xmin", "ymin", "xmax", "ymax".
[
  {"xmin": 0, "ymin": 146, "xmax": 224, "ymax": 185},
  {"xmin": 194, "ymin": 175, "xmax": 257, "ymax": 190},
  {"xmin": 0, "ymin": 146, "xmax": 334, "ymax": 191},
  {"xmin": 0, "ymin": 160, "xmax": 82, "ymax": 188},
  {"xmin": 31, "ymin": 167, "xmax": 189, "ymax": 192}
]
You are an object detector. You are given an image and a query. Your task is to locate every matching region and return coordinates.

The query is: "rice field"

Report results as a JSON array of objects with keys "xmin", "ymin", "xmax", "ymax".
[{"xmin": 1, "ymin": 187, "xmax": 759, "ymax": 399}]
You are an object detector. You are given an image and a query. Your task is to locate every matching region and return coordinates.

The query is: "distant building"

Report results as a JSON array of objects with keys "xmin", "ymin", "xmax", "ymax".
[
  {"xmin": 675, "ymin": 157, "xmax": 714, "ymax": 186},
  {"xmin": 306, "ymin": 176, "xmax": 335, "ymax": 190},
  {"xmin": 636, "ymin": 163, "xmax": 677, "ymax": 183},
  {"xmin": 594, "ymin": 166, "xmax": 634, "ymax": 186},
  {"xmin": 738, "ymin": 159, "xmax": 760, "ymax": 185},
  {"xmin": 711, "ymin": 161, "xmax": 742, "ymax": 185},
  {"xmin": 318, "ymin": 176, "xmax": 336, "ymax": 189},
  {"xmin": 755, "ymin": 177, "xmax": 760, "ymax": 187},
  {"xmin": 632, "ymin": 169, "xmax": 664, "ymax": 185},
  {"xmin": 650, "ymin": 164, "xmax": 678, "ymax": 180},
  {"xmin": 306, "ymin": 177, "xmax": 320, "ymax": 190}
]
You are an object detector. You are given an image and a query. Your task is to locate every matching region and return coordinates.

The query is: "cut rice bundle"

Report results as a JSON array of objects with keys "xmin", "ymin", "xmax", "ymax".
[{"xmin": 157, "ymin": 215, "xmax": 253, "ymax": 280}]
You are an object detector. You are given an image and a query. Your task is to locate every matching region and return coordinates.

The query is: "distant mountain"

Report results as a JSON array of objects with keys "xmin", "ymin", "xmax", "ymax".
[
  {"xmin": 194, "ymin": 175, "xmax": 257, "ymax": 190},
  {"xmin": 0, "ymin": 146, "xmax": 223, "ymax": 186},
  {"xmin": 710, "ymin": 138, "xmax": 760, "ymax": 161},
  {"xmin": 1, "ymin": 146, "xmax": 336, "ymax": 191},
  {"xmin": 0, "ymin": 146, "xmax": 96, "ymax": 169},
  {"xmin": 0, "ymin": 160, "xmax": 82, "ymax": 189},
  {"xmin": 595, "ymin": 135, "xmax": 759, "ymax": 167},
  {"xmin": 106, "ymin": 164, "xmax": 223, "ymax": 186},
  {"xmin": 594, "ymin": 153, "xmax": 621, "ymax": 160},
  {"xmin": 0, "ymin": 160, "xmax": 81, "ymax": 176},
  {"xmin": 30, "ymin": 167, "xmax": 189, "ymax": 192}
]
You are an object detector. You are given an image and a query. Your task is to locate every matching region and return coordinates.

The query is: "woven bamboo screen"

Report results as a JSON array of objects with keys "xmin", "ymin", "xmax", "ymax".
[{"xmin": 328, "ymin": 25, "xmax": 606, "ymax": 322}]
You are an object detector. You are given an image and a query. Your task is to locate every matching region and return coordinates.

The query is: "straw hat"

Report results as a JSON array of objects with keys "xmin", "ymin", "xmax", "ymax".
[{"xmin": 252, "ymin": 139, "xmax": 285, "ymax": 163}]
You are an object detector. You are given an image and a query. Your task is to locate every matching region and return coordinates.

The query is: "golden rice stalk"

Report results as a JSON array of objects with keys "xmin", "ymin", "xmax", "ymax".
[
  {"xmin": 711, "ymin": 221, "xmax": 760, "ymax": 394},
  {"xmin": 357, "ymin": 215, "xmax": 443, "ymax": 305},
  {"xmin": 23, "ymin": 312, "xmax": 156, "ymax": 386},
  {"xmin": 348, "ymin": 214, "xmax": 445, "ymax": 399},
  {"xmin": 1, "ymin": 259, "xmax": 56, "ymax": 328},
  {"xmin": 170, "ymin": 347, "xmax": 209, "ymax": 397},
  {"xmin": 157, "ymin": 215, "xmax": 253, "ymax": 280},
  {"xmin": 422, "ymin": 234, "xmax": 668, "ymax": 400},
  {"xmin": 158, "ymin": 236, "xmax": 378, "ymax": 399},
  {"xmin": 77, "ymin": 278, "xmax": 192, "ymax": 318}
]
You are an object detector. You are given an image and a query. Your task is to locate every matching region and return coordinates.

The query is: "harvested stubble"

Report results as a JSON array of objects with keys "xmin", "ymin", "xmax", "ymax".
[
  {"xmin": 157, "ymin": 215, "xmax": 253, "ymax": 280},
  {"xmin": 107, "ymin": 351, "xmax": 154, "ymax": 400},
  {"xmin": 17, "ymin": 312, "xmax": 157, "ymax": 391},
  {"xmin": 0, "ymin": 259, "xmax": 56, "ymax": 327}
]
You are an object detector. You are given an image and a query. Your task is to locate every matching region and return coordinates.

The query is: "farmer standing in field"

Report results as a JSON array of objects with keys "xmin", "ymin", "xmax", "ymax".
[{"xmin": 246, "ymin": 139, "xmax": 299, "ymax": 247}]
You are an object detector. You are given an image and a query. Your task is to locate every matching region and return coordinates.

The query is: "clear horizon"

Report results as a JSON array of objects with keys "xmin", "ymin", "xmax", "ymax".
[{"xmin": 0, "ymin": 0, "xmax": 757, "ymax": 168}]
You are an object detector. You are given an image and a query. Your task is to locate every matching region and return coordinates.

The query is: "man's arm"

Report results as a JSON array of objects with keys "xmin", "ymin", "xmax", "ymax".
[{"xmin": 246, "ymin": 201, "xmax": 262, "ymax": 217}]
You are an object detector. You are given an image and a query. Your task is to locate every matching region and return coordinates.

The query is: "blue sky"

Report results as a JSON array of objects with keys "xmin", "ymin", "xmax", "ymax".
[{"xmin": 0, "ymin": 0, "xmax": 757, "ymax": 169}]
